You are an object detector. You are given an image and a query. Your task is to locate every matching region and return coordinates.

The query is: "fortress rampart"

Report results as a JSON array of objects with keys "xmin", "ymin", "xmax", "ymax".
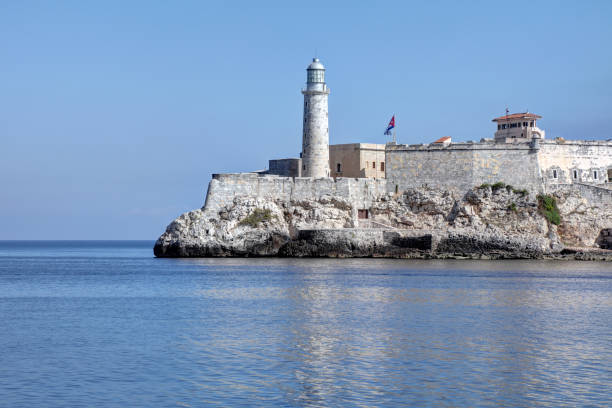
[
  {"xmin": 538, "ymin": 140, "xmax": 612, "ymax": 188},
  {"xmin": 386, "ymin": 139, "xmax": 612, "ymax": 194},
  {"xmin": 386, "ymin": 141, "xmax": 541, "ymax": 193},
  {"xmin": 204, "ymin": 173, "xmax": 387, "ymax": 224}
]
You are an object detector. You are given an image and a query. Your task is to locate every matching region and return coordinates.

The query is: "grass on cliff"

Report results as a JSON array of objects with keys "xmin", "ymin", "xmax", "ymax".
[
  {"xmin": 537, "ymin": 194, "xmax": 561, "ymax": 225},
  {"xmin": 476, "ymin": 182, "xmax": 528, "ymax": 196},
  {"xmin": 239, "ymin": 208, "xmax": 273, "ymax": 228}
]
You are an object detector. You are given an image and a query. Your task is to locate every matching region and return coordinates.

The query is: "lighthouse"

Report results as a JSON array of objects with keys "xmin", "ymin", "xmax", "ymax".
[{"xmin": 301, "ymin": 58, "xmax": 330, "ymax": 178}]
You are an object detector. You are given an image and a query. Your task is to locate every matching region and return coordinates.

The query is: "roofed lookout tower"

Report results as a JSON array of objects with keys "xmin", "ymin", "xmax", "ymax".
[
  {"xmin": 493, "ymin": 112, "xmax": 545, "ymax": 143},
  {"xmin": 301, "ymin": 58, "xmax": 330, "ymax": 178}
]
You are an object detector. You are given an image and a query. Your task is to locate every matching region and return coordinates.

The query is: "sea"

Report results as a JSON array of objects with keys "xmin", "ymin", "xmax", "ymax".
[{"xmin": 0, "ymin": 240, "xmax": 610, "ymax": 407}]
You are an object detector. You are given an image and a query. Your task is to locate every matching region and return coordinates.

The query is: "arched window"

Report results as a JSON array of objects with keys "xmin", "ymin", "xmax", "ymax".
[{"xmin": 337, "ymin": 163, "xmax": 342, "ymax": 173}]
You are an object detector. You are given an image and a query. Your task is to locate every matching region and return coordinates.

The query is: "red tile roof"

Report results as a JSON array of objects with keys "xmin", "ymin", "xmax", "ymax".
[
  {"xmin": 492, "ymin": 112, "xmax": 541, "ymax": 122},
  {"xmin": 433, "ymin": 136, "xmax": 451, "ymax": 143}
]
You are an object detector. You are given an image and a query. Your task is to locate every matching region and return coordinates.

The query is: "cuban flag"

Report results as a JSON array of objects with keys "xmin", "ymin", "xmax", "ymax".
[{"xmin": 384, "ymin": 115, "xmax": 395, "ymax": 135}]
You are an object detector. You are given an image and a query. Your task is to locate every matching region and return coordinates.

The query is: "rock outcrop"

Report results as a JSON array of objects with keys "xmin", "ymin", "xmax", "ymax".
[{"xmin": 154, "ymin": 184, "xmax": 612, "ymax": 260}]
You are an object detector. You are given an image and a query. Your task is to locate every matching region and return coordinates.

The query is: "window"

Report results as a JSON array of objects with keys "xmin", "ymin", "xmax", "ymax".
[
  {"xmin": 498, "ymin": 125, "xmax": 501, "ymax": 130},
  {"xmin": 594, "ymin": 170, "xmax": 598, "ymax": 180},
  {"xmin": 307, "ymin": 69, "xmax": 324, "ymax": 83},
  {"xmin": 523, "ymin": 122, "xmax": 528, "ymax": 127},
  {"xmin": 553, "ymin": 169, "xmax": 558, "ymax": 179},
  {"xmin": 358, "ymin": 209, "xmax": 369, "ymax": 219},
  {"xmin": 373, "ymin": 162, "xmax": 376, "ymax": 169},
  {"xmin": 381, "ymin": 162, "xmax": 385, "ymax": 171},
  {"xmin": 530, "ymin": 121, "xmax": 534, "ymax": 127},
  {"xmin": 336, "ymin": 163, "xmax": 342, "ymax": 173},
  {"xmin": 573, "ymin": 170, "xmax": 578, "ymax": 179}
]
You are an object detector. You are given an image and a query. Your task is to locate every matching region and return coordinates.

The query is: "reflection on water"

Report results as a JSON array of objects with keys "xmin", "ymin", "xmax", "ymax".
[{"xmin": 0, "ymin": 242, "xmax": 611, "ymax": 407}]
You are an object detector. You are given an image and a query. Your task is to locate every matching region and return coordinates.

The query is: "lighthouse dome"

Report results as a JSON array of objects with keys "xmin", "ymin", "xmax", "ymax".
[{"xmin": 307, "ymin": 58, "xmax": 325, "ymax": 70}]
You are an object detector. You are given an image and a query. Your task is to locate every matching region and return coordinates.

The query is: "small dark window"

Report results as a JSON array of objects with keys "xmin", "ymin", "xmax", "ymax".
[
  {"xmin": 381, "ymin": 162, "xmax": 385, "ymax": 171},
  {"xmin": 303, "ymin": 165, "xmax": 306, "ymax": 171},
  {"xmin": 594, "ymin": 171, "xmax": 598, "ymax": 180},
  {"xmin": 498, "ymin": 125, "xmax": 501, "ymax": 130},
  {"xmin": 373, "ymin": 162, "xmax": 376, "ymax": 169},
  {"xmin": 553, "ymin": 169, "xmax": 558, "ymax": 179},
  {"xmin": 530, "ymin": 121, "xmax": 534, "ymax": 127},
  {"xmin": 573, "ymin": 170, "xmax": 578, "ymax": 179},
  {"xmin": 336, "ymin": 163, "xmax": 342, "ymax": 173},
  {"xmin": 358, "ymin": 209, "xmax": 369, "ymax": 219}
]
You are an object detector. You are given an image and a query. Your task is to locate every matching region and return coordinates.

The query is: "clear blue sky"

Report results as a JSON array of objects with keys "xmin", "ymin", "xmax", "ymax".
[{"xmin": 1, "ymin": 1, "xmax": 611, "ymax": 239}]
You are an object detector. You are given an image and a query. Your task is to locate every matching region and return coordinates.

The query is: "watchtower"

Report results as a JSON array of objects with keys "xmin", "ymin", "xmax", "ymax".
[{"xmin": 492, "ymin": 112, "xmax": 545, "ymax": 143}]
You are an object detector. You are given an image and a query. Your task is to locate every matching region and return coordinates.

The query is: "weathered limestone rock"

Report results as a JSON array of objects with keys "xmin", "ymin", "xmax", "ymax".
[{"xmin": 154, "ymin": 180, "xmax": 611, "ymax": 260}]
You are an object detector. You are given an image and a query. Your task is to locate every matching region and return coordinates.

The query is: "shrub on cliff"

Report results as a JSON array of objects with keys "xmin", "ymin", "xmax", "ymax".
[
  {"xmin": 239, "ymin": 208, "xmax": 272, "ymax": 228},
  {"xmin": 512, "ymin": 188, "xmax": 528, "ymax": 196},
  {"xmin": 537, "ymin": 195, "xmax": 561, "ymax": 225},
  {"xmin": 491, "ymin": 182, "xmax": 506, "ymax": 191}
]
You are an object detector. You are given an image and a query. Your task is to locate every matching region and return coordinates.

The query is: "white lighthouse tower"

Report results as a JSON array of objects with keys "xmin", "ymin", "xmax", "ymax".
[{"xmin": 301, "ymin": 58, "xmax": 330, "ymax": 178}]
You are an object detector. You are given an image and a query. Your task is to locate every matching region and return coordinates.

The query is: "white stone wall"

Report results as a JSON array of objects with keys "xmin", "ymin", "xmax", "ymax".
[
  {"xmin": 386, "ymin": 139, "xmax": 612, "ymax": 193},
  {"xmin": 302, "ymin": 90, "xmax": 330, "ymax": 178},
  {"xmin": 204, "ymin": 173, "xmax": 387, "ymax": 224},
  {"xmin": 385, "ymin": 142, "xmax": 542, "ymax": 193},
  {"xmin": 538, "ymin": 140, "xmax": 612, "ymax": 187}
]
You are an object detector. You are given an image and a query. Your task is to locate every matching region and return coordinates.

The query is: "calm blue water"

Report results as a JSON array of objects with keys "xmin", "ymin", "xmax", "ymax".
[{"xmin": 0, "ymin": 241, "xmax": 610, "ymax": 407}]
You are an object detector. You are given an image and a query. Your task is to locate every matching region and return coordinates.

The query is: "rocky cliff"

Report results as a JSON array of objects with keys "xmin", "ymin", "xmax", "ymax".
[{"xmin": 154, "ymin": 181, "xmax": 612, "ymax": 260}]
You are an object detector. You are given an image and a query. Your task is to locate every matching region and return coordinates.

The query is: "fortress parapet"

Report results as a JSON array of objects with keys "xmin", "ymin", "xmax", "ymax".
[{"xmin": 385, "ymin": 134, "xmax": 612, "ymax": 194}]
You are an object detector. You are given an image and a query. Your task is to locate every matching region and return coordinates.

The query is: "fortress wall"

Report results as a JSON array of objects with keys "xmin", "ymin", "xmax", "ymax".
[
  {"xmin": 386, "ymin": 143, "xmax": 541, "ymax": 193},
  {"xmin": 386, "ymin": 145, "xmax": 474, "ymax": 193},
  {"xmin": 203, "ymin": 173, "xmax": 388, "ymax": 215},
  {"xmin": 538, "ymin": 141, "xmax": 612, "ymax": 186},
  {"xmin": 471, "ymin": 146, "xmax": 541, "ymax": 190},
  {"xmin": 547, "ymin": 183, "xmax": 612, "ymax": 205}
]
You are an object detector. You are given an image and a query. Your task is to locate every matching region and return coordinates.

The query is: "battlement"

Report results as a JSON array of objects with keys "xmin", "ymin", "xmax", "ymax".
[{"xmin": 205, "ymin": 173, "xmax": 387, "ymax": 216}]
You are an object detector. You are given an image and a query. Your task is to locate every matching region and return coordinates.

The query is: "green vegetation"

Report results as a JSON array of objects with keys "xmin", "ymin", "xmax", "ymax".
[
  {"xmin": 476, "ymin": 182, "xmax": 528, "ymax": 197},
  {"xmin": 491, "ymin": 181, "xmax": 506, "ymax": 191},
  {"xmin": 507, "ymin": 202, "xmax": 517, "ymax": 212},
  {"xmin": 512, "ymin": 188, "xmax": 528, "ymax": 196},
  {"xmin": 537, "ymin": 194, "xmax": 561, "ymax": 225},
  {"xmin": 239, "ymin": 208, "xmax": 272, "ymax": 228}
]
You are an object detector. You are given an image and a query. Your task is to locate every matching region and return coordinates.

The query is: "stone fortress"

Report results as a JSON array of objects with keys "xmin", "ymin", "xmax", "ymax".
[
  {"xmin": 266, "ymin": 58, "xmax": 612, "ymax": 194},
  {"xmin": 154, "ymin": 58, "xmax": 612, "ymax": 258}
]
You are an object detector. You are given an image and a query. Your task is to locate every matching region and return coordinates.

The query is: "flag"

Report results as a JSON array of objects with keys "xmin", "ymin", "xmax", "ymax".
[{"xmin": 384, "ymin": 115, "xmax": 395, "ymax": 135}]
